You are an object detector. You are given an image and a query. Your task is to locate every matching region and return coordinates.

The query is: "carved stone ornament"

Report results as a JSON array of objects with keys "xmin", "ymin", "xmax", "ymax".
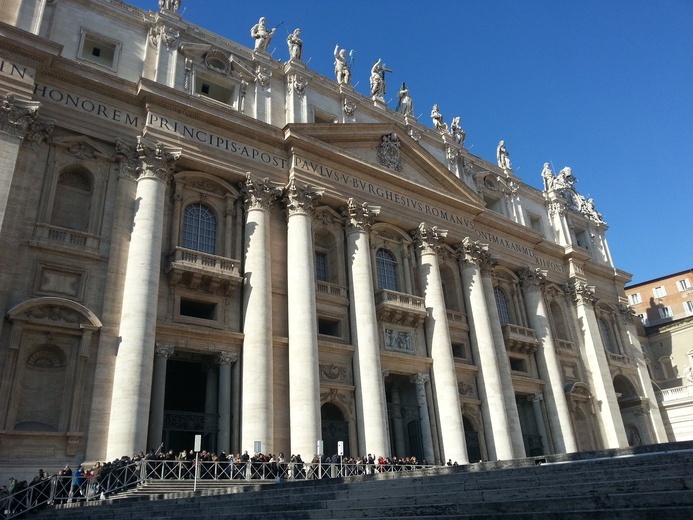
[
  {"xmin": 341, "ymin": 197, "xmax": 380, "ymax": 231},
  {"xmin": 256, "ymin": 66, "xmax": 272, "ymax": 88},
  {"xmin": 518, "ymin": 267, "xmax": 547, "ymax": 293},
  {"xmin": 134, "ymin": 137, "xmax": 181, "ymax": 182},
  {"xmin": 205, "ymin": 49, "xmax": 231, "ymax": 74},
  {"xmin": 409, "ymin": 373, "xmax": 430, "ymax": 385},
  {"xmin": 24, "ymin": 305, "xmax": 82, "ymax": 326},
  {"xmin": 411, "ymin": 222, "xmax": 447, "ymax": 255},
  {"xmin": 240, "ymin": 173, "xmax": 282, "ymax": 211},
  {"xmin": 617, "ymin": 302, "xmax": 637, "ymax": 324},
  {"xmin": 567, "ymin": 279, "xmax": 596, "ymax": 306},
  {"xmin": 457, "ymin": 237, "xmax": 496, "ymax": 274},
  {"xmin": 0, "ymin": 93, "xmax": 52, "ymax": 146},
  {"xmin": 375, "ymin": 133, "xmax": 404, "ymax": 172},
  {"xmin": 217, "ymin": 351, "xmax": 238, "ymax": 365},
  {"xmin": 155, "ymin": 344, "xmax": 175, "ymax": 358},
  {"xmin": 319, "ymin": 363, "xmax": 348, "ymax": 383},
  {"xmin": 458, "ymin": 382, "xmax": 475, "ymax": 397},
  {"xmin": 149, "ymin": 23, "xmax": 179, "ymax": 50},
  {"xmin": 283, "ymin": 177, "xmax": 323, "ymax": 217},
  {"xmin": 289, "ymin": 74, "xmax": 307, "ymax": 97},
  {"xmin": 343, "ymin": 98, "xmax": 356, "ymax": 117}
]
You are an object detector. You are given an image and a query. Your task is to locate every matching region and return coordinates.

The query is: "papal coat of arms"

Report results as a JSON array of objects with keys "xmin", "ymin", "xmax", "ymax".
[{"xmin": 376, "ymin": 133, "xmax": 403, "ymax": 172}]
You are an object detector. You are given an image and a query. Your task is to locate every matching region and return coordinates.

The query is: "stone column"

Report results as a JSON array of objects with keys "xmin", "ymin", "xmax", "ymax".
[
  {"xmin": 0, "ymin": 94, "xmax": 43, "ymax": 235},
  {"xmin": 519, "ymin": 268, "xmax": 577, "ymax": 453},
  {"xmin": 410, "ymin": 373, "xmax": 436, "ymax": 464},
  {"xmin": 147, "ymin": 344, "xmax": 174, "ymax": 451},
  {"xmin": 412, "ymin": 224, "xmax": 467, "ymax": 463},
  {"xmin": 284, "ymin": 177, "xmax": 323, "ymax": 457},
  {"xmin": 342, "ymin": 198, "xmax": 389, "ymax": 457},
  {"xmin": 480, "ymin": 265, "xmax": 525, "ymax": 457},
  {"xmin": 569, "ymin": 280, "xmax": 628, "ymax": 448},
  {"xmin": 204, "ymin": 363, "xmax": 218, "ymax": 418},
  {"xmin": 617, "ymin": 304, "xmax": 668, "ymax": 443},
  {"xmin": 529, "ymin": 394, "xmax": 549, "ymax": 454},
  {"xmin": 286, "ymin": 71, "xmax": 309, "ymax": 123},
  {"xmin": 239, "ymin": 174, "xmax": 281, "ymax": 454},
  {"xmin": 217, "ymin": 352, "xmax": 237, "ymax": 453},
  {"xmin": 151, "ymin": 22, "xmax": 180, "ymax": 87},
  {"xmin": 390, "ymin": 383, "xmax": 407, "ymax": 457},
  {"xmin": 107, "ymin": 139, "xmax": 180, "ymax": 459},
  {"xmin": 457, "ymin": 238, "xmax": 514, "ymax": 460}
]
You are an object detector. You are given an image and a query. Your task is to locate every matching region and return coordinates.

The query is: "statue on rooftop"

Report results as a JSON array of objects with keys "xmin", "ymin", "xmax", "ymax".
[
  {"xmin": 251, "ymin": 17, "xmax": 276, "ymax": 52},
  {"xmin": 450, "ymin": 116, "xmax": 465, "ymax": 145},
  {"xmin": 396, "ymin": 83, "xmax": 413, "ymax": 117},
  {"xmin": 541, "ymin": 162, "xmax": 554, "ymax": 191},
  {"xmin": 431, "ymin": 104, "xmax": 445, "ymax": 132},
  {"xmin": 496, "ymin": 140, "xmax": 511, "ymax": 170},
  {"xmin": 370, "ymin": 59, "xmax": 391, "ymax": 101},
  {"xmin": 159, "ymin": 0, "xmax": 180, "ymax": 12},
  {"xmin": 334, "ymin": 45, "xmax": 351, "ymax": 85},
  {"xmin": 287, "ymin": 28, "xmax": 302, "ymax": 61}
]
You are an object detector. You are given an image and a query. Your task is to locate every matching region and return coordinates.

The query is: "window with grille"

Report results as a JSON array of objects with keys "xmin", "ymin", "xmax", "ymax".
[
  {"xmin": 376, "ymin": 249, "xmax": 398, "ymax": 291},
  {"xmin": 494, "ymin": 288, "xmax": 510, "ymax": 325},
  {"xmin": 598, "ymin": 318, "xmax": 616, "ymax": 353},
  {"xmin": 183, "ymin": 204, "xmax": 216, "ymax": 254},
  {"xmin": 315, "ymin": 251, "xmax": 328, "ymax": 282}
]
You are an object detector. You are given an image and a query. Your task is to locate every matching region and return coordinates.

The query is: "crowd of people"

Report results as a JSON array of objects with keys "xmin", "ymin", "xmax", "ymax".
[{"xmin": 1, "ymin": 447, "xmax": 433, "ymax": 515}]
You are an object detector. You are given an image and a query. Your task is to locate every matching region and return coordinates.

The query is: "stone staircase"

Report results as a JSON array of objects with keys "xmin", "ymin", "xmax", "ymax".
[{"xmin": 28, "ymin": 443, "xmax": 693, "ymax": 519}]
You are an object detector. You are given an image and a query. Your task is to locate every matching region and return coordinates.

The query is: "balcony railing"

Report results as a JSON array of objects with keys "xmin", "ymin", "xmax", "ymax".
[
  {"xmin": 33, "ymin": 223, "xmax": 100, "ymax": 251},
  {"xmin": 606, "ymin": 351, "xmax": 630, "ymax": 367},
  {"xmin": 315, "ymin": 280, "xmax": 349, "ymax": 304},
  {"xmin": 555, "ymin": 339, "xmax": 577, "ymax": 355},
  {"xmin": 375, "ymin": 289, "xmax": 427, "ymax": 327},
  {"xmin": 166, "ymin": 247, "xmax": 242, "ymax": 295},
  {"xmin": 655, "ymin": 385, "xmax": 693, "ymax": 403},
  {"xmin": 501, "ymin": 323, "xmax": 539, "ymax": 354}
]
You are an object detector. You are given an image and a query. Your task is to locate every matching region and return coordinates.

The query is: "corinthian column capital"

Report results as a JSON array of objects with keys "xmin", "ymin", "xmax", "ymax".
[
  {"xmin": 217, "ymin": 351, "xmax": 239, "ymax": 365},
  {"xmin": 567, "ymin": 278, "xmax": 596, "ymax": 307},
  {"xmin": 341, "ymin": 197, "xmax": 380, "ymax": 232},
  {"xmin": 409, "ymin": 373, "xmax": 431, "ymax": 385},
  {"xmin": 116, "ymin": 137, "xmax": 180, "ymax": 182},
  {"xmin": 0, "ymin": 93, "xmax": 38, "ymax": 137},
  {"xmin": 456, "ymin": 237, "xmax": 496, "ymax": 274},
  {"xmin": 411, "ymin": 222, "xmax": 447, "ymax": 255},
  {"xmin": 240, "ymin": 173, "xmax": 282, "ymax": 211},
  {"xmin": 154, "ymin": 344, "xmax": 175, "ymax": 358},
  {"xmin": 518, "ymin": 267, "xmax": 547, "ymax": 293},
  {"xmin": 283, "ymin": 176, "xmax": 323, "ymax": 217}
]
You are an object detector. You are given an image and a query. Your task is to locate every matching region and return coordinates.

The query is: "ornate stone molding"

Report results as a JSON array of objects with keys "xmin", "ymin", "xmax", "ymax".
[
  {"xmin": 341, "ymin": 198, "xmax": 380, "ymax": 232},
  {"xmin": 375, "ymin": 133, "xmax": 403, "ymax": 172},
  {"xmin": 319, "ymin": 363, "xmax": 349, "ymax": 383},
  {"xmin": 567, "ymin": 279, "xmax": 596, "ymax": 307},
  {"xmin": 409, "ymin": 373, "xmax": 430, "ymax": 385},
  {"xmin": 518, "ymin": 267, "xmax": 547, "ymax": 293},
  {"xmin": 283, "ymin": 177, "xmax": 323, "ymax": 217},
  {"xmin": 154, "ymin": 344, "xmax": 175, "ymax": 358},
  {"xmin": 115, "ymin": 138, "xmax": 180, "ymax": 182},
  {"xmin": 256, "ymin": 66, "xmax": 272, "ymax": 88},
  {"xmin": 240, "ymin": 173, "xmax": 282, "ymax": 211},
  {"xmin": 288, "ymin": 74, "xmax": 307, "ymax": 97},
  {"xmin": 343, "ymin": 98, "xmax": 356, "ymax": 118},
  {"xmin": 149, "ymin": 23, "xmax": 179, "ymax": 50},
  {"xmin": 217, "ymin": 351, "xmax": 238, "ymax": 365},
  {"xmin": 528, "ymin": 393, "xmax": 544, "ymax": 403},
  {"xmin": 411, "ymin": 222, "xmax": 447, "ymax": 255},
  {"xmin": 0, "ymin": 93, "xmax": 52, "ymax": 148},
  {"xmin": 457, "ymin": 237, "xmax": 496, "ymax": 274},
  {"xmin": 458, "ymin": 381, "xmax": 475, "ymax": 397},
  {"xmin": 617, "ymin": 302, "xmax": 637, "ymax": 324}
]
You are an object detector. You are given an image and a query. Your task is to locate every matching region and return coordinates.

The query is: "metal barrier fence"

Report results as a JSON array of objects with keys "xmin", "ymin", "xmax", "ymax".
[{"xmin": 0, "ymin": 459, "xmax": 433, "ymax": 519}]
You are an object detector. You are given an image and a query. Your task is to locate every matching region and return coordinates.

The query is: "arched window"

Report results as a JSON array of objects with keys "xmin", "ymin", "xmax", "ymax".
[
  {"xmin": 550, "ymin": 301, "xmax": 569, "ymax": 340},
  {"xmin": 494, "ymin": 288, "xmax": 510, "ymax": 325},
  {"xmin": 376, "ymin": 248, "xmax": 398, "ymax": 291},
  {"xmin": 598, "ymin": 318, "xmax": 617, "ymax": 354},
  {"xmin": 183, "ymin": 204, "xmax": 216, "ymax": 254},
  {"xmin": 51, "ymin": 168, "xmax": 93, "ymax": 231}
]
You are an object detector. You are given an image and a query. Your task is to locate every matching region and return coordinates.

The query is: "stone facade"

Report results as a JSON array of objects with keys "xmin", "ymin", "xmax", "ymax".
[
  {"xmin": 626, "ymin": 269, "xmax": 693, "ymax": 441},
  {"xmin": 0, "ymin": 0, "xmax": 666, "ymax": 477}
]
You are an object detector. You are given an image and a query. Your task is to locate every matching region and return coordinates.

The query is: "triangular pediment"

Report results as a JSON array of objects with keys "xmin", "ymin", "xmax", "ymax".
[{"xmin": 284, "ymin": 123, "xmax": 484, "ymax": 213}]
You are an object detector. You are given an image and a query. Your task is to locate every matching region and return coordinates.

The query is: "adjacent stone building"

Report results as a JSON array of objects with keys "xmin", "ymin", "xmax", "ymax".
[
  {"xmin": 626, "ymin": 269, "xmax": 693, "ymax": 441},
  {"xmin": 0, "ymin": 0, "xmax": 667, "ymax": 476}
]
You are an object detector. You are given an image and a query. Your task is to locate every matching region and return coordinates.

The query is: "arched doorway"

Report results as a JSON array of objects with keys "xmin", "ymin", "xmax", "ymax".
[
  {"xmin": 613, "ymin": 374, "xmax": 647, "ymax": 446},
  {"xmin": 463, "ymin": 416, "xmax": 482, "ymax": 463},
  {"xmin": 321, "ymin": 402, "xmax": 349, "ymax": 457}
]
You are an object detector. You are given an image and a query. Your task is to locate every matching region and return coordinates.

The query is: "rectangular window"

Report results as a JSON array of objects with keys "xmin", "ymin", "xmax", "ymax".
[
  {"xmin": 315, "ymin": 251, "xmax": 328, "ymax": 282},
  {"xmin": 658, "ymin": 306, "xmax": 673, "ymax": 319},
  {"xmin": 684, "ymin": 301, "xmax": 693, "ymax": 316},
  {"xmin": 194, "ymin": 77, "xmax": 234, "ymax": 104},
  {"xmin": 180, "ymin": 299, "xmax": 217, "ymax": 320},
  {"xmin": 509, "ymin": 357, "xmax": 527, "ymax": 372},
  {"xmin": 638, "ymin": 314, "xmax": 649, "ymax": 327},
  {"xmin": 318, "ymin": 318, "xmax": 341, "ymax": 337},
  {"xmin": 78, "ymin": 30, "xmax": 120, "ymax": 70},
  {"xmin": 676, "ymin": 279, "xmax": 692, "ymax": 292},
  {"xmin": 652, "ymin": 286, "xmax": 667, "ymax": 298},
  {"xmin": 526, "ymin": 212, "xmax": 543, "ymax": 233},
  {"xmin": 451, "ymin": 343, "xmax": 466, "ymax": 359},
  {"xmin": 629, "ymin": 293, "xmax": 642, "ymax": 305}
]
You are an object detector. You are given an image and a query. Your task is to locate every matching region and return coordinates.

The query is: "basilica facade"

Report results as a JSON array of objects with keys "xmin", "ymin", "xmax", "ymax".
[{"xmin": 0, "ymin": 0, "xmax": 667, "ymax": 475}]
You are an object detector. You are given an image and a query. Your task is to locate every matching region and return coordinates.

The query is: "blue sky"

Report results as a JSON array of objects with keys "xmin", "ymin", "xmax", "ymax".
[{"xmin": 128, "ymin": 0, "xmax": 692, "ymax": 284}]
